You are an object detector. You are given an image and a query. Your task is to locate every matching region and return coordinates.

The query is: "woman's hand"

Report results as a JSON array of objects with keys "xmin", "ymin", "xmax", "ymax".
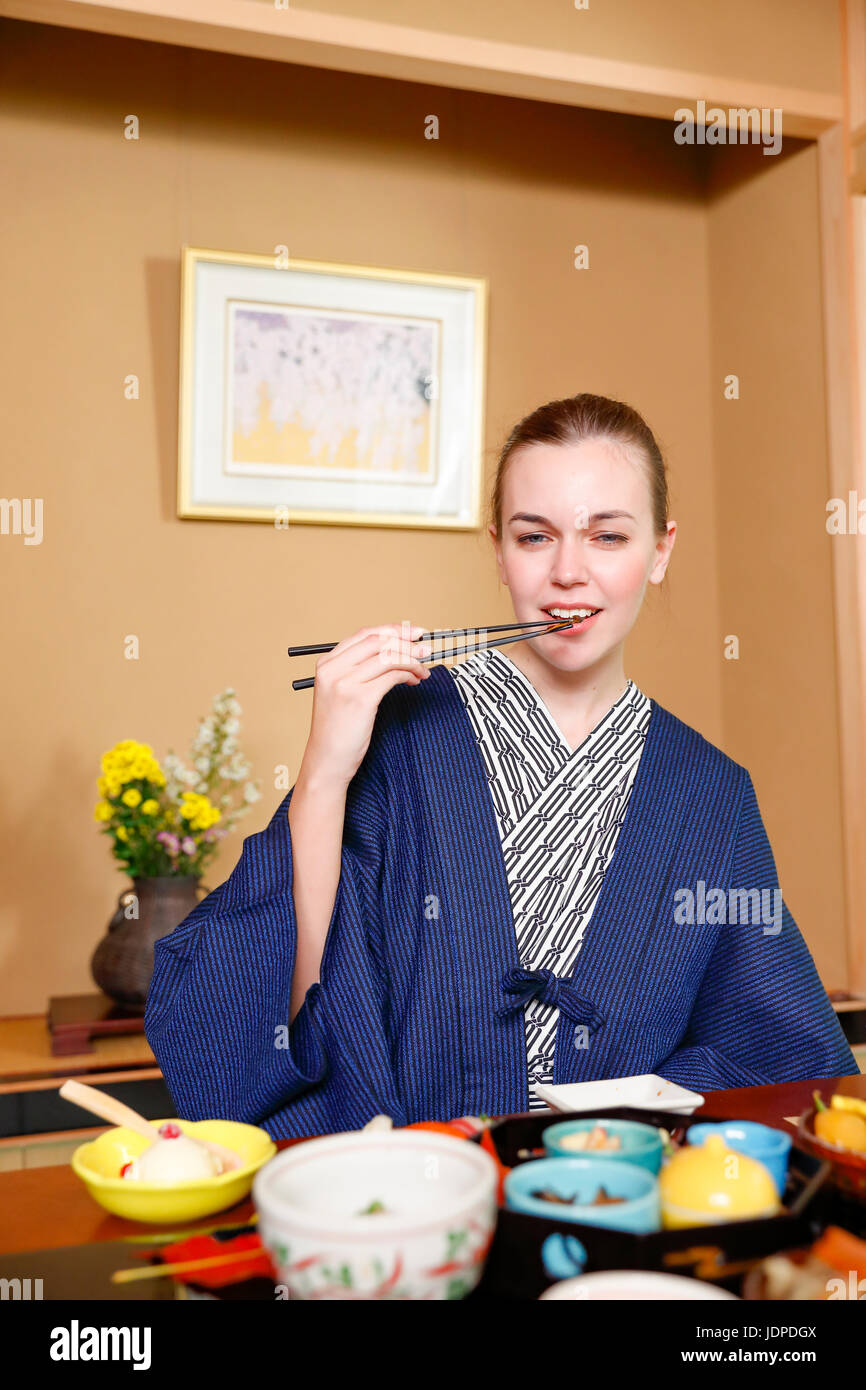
[{"xmin": 301, "ymin": 622, "xmax": 432, "ymax": 788}]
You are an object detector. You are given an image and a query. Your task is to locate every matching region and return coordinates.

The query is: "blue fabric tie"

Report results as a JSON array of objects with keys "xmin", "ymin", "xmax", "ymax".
[{"xmin": 495, "ymin": 964, "xmax": 605, "ymax": 1031}]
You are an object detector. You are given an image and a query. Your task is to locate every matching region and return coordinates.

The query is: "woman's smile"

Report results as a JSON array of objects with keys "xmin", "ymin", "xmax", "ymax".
[{"xmin": 543, "ymin": 608, "xmax": 602, "ymax": 637}]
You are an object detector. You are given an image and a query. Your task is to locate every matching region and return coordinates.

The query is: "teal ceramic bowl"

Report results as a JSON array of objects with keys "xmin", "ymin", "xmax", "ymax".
[
  {"xmin": 542, "ymin": 1118, "xmax": 664, "ymax": 1174},
  {"xmin": 505, "ymin": 1156, "xmax": 661, "ymax": 1233}
]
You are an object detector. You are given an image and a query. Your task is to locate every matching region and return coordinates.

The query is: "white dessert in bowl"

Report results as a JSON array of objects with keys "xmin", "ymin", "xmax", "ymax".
[
  {"xmin": 71, "ymin": 1118, "xmax": 277, "ymax": 1223},
  {"xmin": 121, "ymin": 1126, "xmax": 223, "ymax": 1182}
]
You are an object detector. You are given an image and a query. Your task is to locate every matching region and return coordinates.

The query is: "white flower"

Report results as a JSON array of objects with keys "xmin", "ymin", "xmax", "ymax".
[
  {"xmin": 218, "ymin": 755, "xmax": 250, "ymax": 781},
  {"xmin": 243, "ymin": 783, "xmax": 262, "ymax": 803},
  {"xmin": 183, "ymin": 767, "xmax": 199, "ymax": 787},
  {"xmin": 193, "ymin": 720, "xmax": 215, "ymax": 748},
  {"xmin": 213, "ymin": 690, "xmax": 242, "ymax": 718},
  {"xmin": 195, "ymin": 756, "xmax": 211, "ymax": 775},
  {"xmin": 223, "ymin": 717, "xmax": 241, "ymax": 736}
]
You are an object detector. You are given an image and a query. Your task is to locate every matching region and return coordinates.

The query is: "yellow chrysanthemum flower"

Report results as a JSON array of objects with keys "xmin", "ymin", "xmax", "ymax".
[
  {"xmin": 141, "ymin": 799, "xmax": 160, "ymax": 815},
  {"xmin": 116, "ymin": 825, "xmax": 129, "ymax": 842},
  {"xmin": 121, "ymin": 788, "xmax": 142, "ymax": 808},
  {"xmin": 179, "ymin": 792, "xmax": 222, "ymax": 831},
  {"xmin": 93, "ymin": 801, "xmax": 112, "ymax": 822},
  {"xmin": 99, "ymin": 740, "xmax": 167, "ymax": 796}
]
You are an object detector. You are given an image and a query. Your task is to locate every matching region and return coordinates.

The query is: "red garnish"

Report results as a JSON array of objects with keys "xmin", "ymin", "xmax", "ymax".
[
  {"xmin": 158, "ymin": 1122, "xmax": 182, "ymax": 1138},
  {"xmin": 154, "ymin": 1234, "xmax": 275, "ymax": 1288},
  {"xmin": 120, "ymin": 1161, "xmax": 135, "ymax": 1178}
]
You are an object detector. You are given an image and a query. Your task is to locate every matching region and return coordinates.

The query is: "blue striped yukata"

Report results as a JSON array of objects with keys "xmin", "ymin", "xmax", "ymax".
[
  {"xmin": 145, "ymin": 662, "xmax": 859, "ymax": 1139},
  {"xmin": 447, "ymin": 649, "xmax": 652, "ymax": 1110}
]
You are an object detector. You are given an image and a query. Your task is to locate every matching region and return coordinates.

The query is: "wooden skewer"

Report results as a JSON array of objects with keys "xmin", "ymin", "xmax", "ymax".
[
  {"xmin": 111, "ymin": 1247, "xmax": 269, "ymax": 1284},
  {"xmin": 59, "ymin": 1079, "xmax": 243, "ymax": 1173}
]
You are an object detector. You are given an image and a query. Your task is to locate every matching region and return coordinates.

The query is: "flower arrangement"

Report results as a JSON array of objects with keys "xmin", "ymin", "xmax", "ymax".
[{"xmin": 94, "ymin": 689, "xmax": 261, "ymax": 878}]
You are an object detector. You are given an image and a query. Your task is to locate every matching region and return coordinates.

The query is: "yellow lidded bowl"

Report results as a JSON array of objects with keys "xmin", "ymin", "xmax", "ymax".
[
  {"xmin": 659, "ymin": 1133, "xmax": 780, "ymax": 1228},
  {"xmin": 70, "ymin": 1118, "xmax": 277, "ymax": 1224}
]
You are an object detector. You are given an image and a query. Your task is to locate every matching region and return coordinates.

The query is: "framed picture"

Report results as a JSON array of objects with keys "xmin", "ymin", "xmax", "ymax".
[{"xmin": 177, "ymin": 246, "xmax": 487, "ymax": 529}]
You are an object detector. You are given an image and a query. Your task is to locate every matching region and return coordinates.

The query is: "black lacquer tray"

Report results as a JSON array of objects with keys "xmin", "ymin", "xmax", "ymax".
[{"xmin": 462, "ymin": 1105, "xmax": 866, "ymax": 1302}]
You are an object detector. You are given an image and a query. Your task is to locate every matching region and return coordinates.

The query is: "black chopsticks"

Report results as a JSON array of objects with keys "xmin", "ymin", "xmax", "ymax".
[{"xmin": 288, "ymin": 619, "xmax": 574, "ymax": 690}]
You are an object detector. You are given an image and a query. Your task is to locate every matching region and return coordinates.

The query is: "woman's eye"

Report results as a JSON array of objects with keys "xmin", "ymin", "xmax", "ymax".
[{"xmin": 517, "ymin": 531, "xmax": 627, "ymax": 547}]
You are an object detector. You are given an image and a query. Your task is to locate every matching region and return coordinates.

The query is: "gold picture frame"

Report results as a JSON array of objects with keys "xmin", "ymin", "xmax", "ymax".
[{"xmin": 177, "ymin": 246, "xmax": 488, "ymax": 529}]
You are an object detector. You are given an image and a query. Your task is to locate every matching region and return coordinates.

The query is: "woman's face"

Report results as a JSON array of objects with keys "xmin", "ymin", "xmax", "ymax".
[{"xmin": 489, "ymin": 438, "xmax": 676, "ymax": 673}]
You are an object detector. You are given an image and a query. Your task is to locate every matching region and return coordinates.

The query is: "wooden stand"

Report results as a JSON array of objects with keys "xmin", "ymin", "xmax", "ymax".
[{"xmin": 47, "ymin": 994, "xmax": 147, "ymax": 1057}]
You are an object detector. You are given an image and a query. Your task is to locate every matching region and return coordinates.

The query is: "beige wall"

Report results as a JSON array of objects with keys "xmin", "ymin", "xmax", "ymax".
[
  {"xmin": 0, "ymin": 17, "xmax": 846, "ymax": 1015},
  {"xmin": 707, "ymin": 139, "xmax": 849, "ymax": 986}
]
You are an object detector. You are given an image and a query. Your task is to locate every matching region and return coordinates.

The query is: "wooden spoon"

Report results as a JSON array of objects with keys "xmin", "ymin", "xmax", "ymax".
[{"xmin": 59, "ymin": 1079, "xmax": 243, "ymax": 1172}]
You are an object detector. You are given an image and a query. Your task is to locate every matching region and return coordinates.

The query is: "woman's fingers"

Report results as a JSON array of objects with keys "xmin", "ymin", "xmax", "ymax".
[
  {"xmin": 319, "ymin": 623, "xmax": 429, "ymax": 672},
  {"xmin": 304, "ymin": 624, "xmax": 432, "ymax": 787},
  {"xmin": 363, "ymin": 662, "xmax": 431, "ymax": 700},
  {"xmin": 355, "ymin": 643, "xmax": 432, "ymax": 685}
]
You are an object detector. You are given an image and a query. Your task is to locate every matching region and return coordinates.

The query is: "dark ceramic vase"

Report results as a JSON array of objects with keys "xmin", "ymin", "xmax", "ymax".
[{"xmin": 90, "ymin": 876, "xmax": 200, "ymax": 1012}]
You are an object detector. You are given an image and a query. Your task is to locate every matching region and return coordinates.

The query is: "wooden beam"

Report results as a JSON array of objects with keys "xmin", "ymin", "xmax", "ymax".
[
  {"xmin": 0, "ymin": 0, "xmax": 842, "ymax": 137},
  {"xmin": 819, "ymin": 0, "xmax": 866, "ymax": 994}
]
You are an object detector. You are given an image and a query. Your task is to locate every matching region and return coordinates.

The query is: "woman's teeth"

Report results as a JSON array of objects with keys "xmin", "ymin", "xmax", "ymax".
[{"xmin": 546, "ymin": 608, "xmax": 599, "ymax": 622}]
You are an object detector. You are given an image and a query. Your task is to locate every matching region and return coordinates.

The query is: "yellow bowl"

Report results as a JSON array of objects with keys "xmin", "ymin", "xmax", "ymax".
[{"xmin": 70, "ymin": 1118, "xmax": 277, "ymax": 1225}]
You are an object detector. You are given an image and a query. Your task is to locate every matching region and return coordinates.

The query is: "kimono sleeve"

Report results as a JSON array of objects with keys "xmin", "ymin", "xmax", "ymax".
[
  {"xmin": 656, "ymin": 772, "xmax": 859, "ymax": 1091},
  {"xmin": 144, "ymin": 718, "xmax": 396, "ymax": 1132}
]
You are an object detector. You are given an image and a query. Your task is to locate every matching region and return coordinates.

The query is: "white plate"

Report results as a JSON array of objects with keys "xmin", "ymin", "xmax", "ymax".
[
  {"xmin": 532, "ymin": 1073, "xmax": 705, "ymax": 1116},
  {"xmin": 540, "ymin": 1270, "xmax": 737, "ymax": 1300}
]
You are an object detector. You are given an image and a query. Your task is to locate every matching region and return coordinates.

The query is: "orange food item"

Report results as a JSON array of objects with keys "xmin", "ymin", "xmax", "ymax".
[
  {"xmin": 404, "ymin": 1120, "xmax": 470, "ymax": 1138},
  {"xmin": 814, "ymin": 1108, "xmax": 866, "ymax": 1153},
  {"xmin": 811, "ymin": 1226, "xmax": 866, "ymax": 1279}
]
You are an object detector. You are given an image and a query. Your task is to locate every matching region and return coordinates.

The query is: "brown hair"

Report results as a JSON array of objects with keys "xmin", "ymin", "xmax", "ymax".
[{"xmin": 489, "ymin": 393, "xmax": 670, "ymax": 539}]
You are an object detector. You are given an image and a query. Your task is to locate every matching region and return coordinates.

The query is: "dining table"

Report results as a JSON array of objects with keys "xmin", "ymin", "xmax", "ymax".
[{"xmin": 2, "ymin": 1071, "xmax": 864, "ymax": 1264}]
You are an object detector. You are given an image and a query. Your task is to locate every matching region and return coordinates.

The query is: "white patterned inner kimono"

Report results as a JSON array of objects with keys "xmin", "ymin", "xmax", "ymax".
[{"xmin": 448, "ymin": 648, "xmax": 652, "ymax": 1109}]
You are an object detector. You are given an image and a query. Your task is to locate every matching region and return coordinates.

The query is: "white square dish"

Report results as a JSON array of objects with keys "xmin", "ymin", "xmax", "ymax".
[{"xmin": 532, "ymin": 1073, "xmax": 705, "ymax": 1116}]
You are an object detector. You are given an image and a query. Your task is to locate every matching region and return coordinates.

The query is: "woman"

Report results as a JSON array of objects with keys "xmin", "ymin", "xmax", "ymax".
[{"xmin": 145, "ymin": 394, "xmax": 858, "ymax": 1138}]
